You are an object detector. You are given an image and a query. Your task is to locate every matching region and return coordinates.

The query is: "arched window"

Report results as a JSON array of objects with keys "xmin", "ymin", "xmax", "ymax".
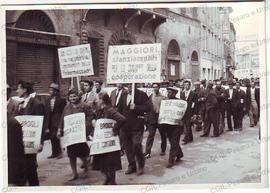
[
  {"xmin": 167, "ymin": 40, "xmax": 181, "ymax": 80},
  {"xmin": 191, "ymin": 51, "xmax": 199, "ymax": 62},
  {"xmin": 16, "ymin": 10, "xmax": 55, "ymax": 32}
]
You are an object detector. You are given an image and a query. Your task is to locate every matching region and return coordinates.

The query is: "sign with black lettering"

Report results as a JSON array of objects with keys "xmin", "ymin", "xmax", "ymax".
[
  {"xmin": 15, "ymin": 115, "xmax": 43, "ymax": 154},
  {"xmin": 58, "ymin": 44, "xmax": 94, "ymax": 78},
  {"xmin": 90, "ymin": 118, "xmax": 120, "ymax": 155},
  {"xmin": 107, "ymin": 43, "xmax": 161, "ymax": 83},
  {"xmin": 158, "ymin": 100, "xmax": 188, "ymax": 125},
  {"xmin": 62, "ymin": 113, "xmax": 86, "ymax": 147}
]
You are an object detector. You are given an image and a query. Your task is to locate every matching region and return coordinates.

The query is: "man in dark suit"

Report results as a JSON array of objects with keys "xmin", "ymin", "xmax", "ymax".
[
  {"xmin": 110, "ymin": 83, "xmax": 127, "ymax": 108},
  {"xmin": 235, "ymin": 82, "xmax": 246, "ymax": 130},
  {"xmin": 144, "ymin": 83, "xmax": 167, "ymax": 158},
  {"xmin": 110, "ymin": 83, "xmax": 127, "ymax": 156},
  {"xmin": 224, "ymin": 80, "xmax": 239, "ymax": 131},
  {"xmin": 44, "ymin": 83, "xmax": 66, "ymax": 159},
  {"xmin": 159, "ymin": 87, "xmax": 184, "ymax": 168},
  {"xmin": 118, "ymin": 84, "xmax": 150, "ymax": 175},
  {"xmin": 246, "ymin": 81, "xmax": 260, "ymax": 127},
  {"xmin": 200, "ymin": 81, "xmax": 219, "ymax": 137},
  {"xmin": 7, "ymin": 84, "xmax": 25, "ymax": 186},
  {"xmin": 213, "ymin": 80, "xmax": 226, "ymax": 134},
  {"xmin": 16, "ymin": 80, "xmax": 45, "ymax": 186},
  {"xmin": 180, "ymin": 80, "xmax": 196, "ymax": 145}
]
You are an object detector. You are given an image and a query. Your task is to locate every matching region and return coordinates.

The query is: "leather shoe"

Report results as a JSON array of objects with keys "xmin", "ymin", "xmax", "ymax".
[
  {"xmin": 160, "ymin": 151, "xmax": 166, "ymax": 156},
  {"xmin": 125, "ymin": 168, "xmax": 136, "ymax": 175},
  {"xmin": 47, "ymin": 155, "xmax": 56, "ymax": 159},
  {"xmin": 200, "ymin": 134, "xmax": 208, "ymax": 137},
  {"xmin": 144, "ymin": 153, "xmax": 151, "ymax": 159},
  {"xmin": 211, "ymin": 135, "xmax": 219, "ymax": 137},
  {"xmin": 175, "ymin": 155, "xmax": 183, "ymax": 162},
  {"xmin": 166, "ymin": 162, "xmax": 174, "ymax": 168},
  {"xmin": 68, "ymin": 175, "xmax": 78, "ymax": 182},
  {"xmin": 137, "ymin": 168, "xmax": 144, "ymax": 176},
  {"xmin": 182, "ymin": 141, "xmax": 189, "ymax": 145}
]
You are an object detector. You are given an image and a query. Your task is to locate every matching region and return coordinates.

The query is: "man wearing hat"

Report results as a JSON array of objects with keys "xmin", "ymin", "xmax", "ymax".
[
  {"xmin": 159, "ymin": 86, "xmax": 184, "ymax": 168},
  {"xmin": 44, "ymin": 83, "xmax": 66, "ymax": 159},
  {"xmin": 224, "ymin": 80, "xmax": 239, "ymax": 131},
  {"xmin": 200, "ymin": 81, "xmax": 219, "ymax": 137}
]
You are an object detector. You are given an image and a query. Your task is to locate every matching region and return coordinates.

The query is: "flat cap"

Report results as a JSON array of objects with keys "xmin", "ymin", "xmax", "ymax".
[
  {"xmin": 167, "ymin": 86, "xmax": 179, "ymax": 93},
  {"xmin": 49, "ymin": 83, "xmax": 60, "ymax": 91}
]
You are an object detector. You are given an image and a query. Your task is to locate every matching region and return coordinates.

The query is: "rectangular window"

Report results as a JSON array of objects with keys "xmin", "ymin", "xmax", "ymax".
[{"xmin": 170, "ymin": 63, "xmax": 176, "ymax": 76}]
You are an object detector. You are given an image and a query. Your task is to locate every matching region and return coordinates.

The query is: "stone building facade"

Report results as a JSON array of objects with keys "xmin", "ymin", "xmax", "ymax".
[{"xmin": 6, "ymin": 7, "xmax": 235, "ymax": 95}]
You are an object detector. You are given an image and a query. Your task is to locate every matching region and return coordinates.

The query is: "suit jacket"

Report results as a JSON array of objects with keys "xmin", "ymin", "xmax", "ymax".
[
  {"xmin": 17, "ymin": 97, "xmax": 46, "ymax": 144},
  {"xmin": 204, "ymin": 89, "xmax": 218, "ymax": 112},
  {"xmin": 110, "ymin": 88, "xmax": 127, "ymax": 108},
  {"xmin": 81, "ymin": 90, "xmax": 99, "ymax": 110},
  {"xmin": 197, "ymin": 87, "xmax": 206, "ymax": 111},
  {"xmin": 214, "ymin": 87, "xmax": 226, "ymax": 110},
  {"xmin": 118, "ymin": 89, "xmax": 150, "ymax": 131},
  {"xmin": 180, "ymin": 90, "xmax": 196, "ymax": 120},
  {"xmin": 237, "ymin": 89, "xmax": 246, "ymax": 109},
  {"xmin": 7, "ymin": 98, "xmax": 20, "ymax": 117},
  {"xmin": 245, "ymin": 87, "xmax": 260, "ymax": 113},
  {"xmin": 44, "ymin": 95, "xmax": 67, "ymax": 136},
  {"xmin": 224, "ymin": 88, "xmax": 239, "ymax": 109}
]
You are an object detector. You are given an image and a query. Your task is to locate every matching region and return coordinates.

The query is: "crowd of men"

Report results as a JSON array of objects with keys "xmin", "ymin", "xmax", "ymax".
[{"xmin": 7, "ymin": 77, "xmax": 260, "ymax": 186}]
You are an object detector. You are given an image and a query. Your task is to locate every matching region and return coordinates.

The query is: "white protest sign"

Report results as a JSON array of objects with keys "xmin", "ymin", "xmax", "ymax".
[
  {"xmin": 234, "ymin": 69, "xmax": 251, "ymax": 79},
  {"xmin": 107, "ymin": 43, "xmax": 161, "ymax": 83},
  {"xmin": 15, "ymin": 115, "xmax": 43, "ymax": 154},
  {"xmin": 158, "ymin": 99, "xmax": 187, "ymax": 125},
  {"xmin": 58, "ymin": 44, "xmax": 94, "ymax": 78},
  {"xmin": 61, "ymin": 113, "xmax": 86, "ymax": 147},
  {"xmin": 90, "ymin": 119, "xmax": 120, "ymax": 155}
]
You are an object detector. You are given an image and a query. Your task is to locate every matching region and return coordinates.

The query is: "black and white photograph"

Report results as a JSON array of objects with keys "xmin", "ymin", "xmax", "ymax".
[{"xmin": 0, "ymin": 0, "xmax": 269, "ymax": 192}]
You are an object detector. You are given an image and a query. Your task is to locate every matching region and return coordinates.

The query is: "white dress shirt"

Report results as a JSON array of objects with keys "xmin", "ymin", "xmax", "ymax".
[
  {"xmin": 126, "ymin": 93, "xmax": 132, "ymax": 106},
  {"xmin": 229, "ymin": 89, "xmax": 233, "ymax": 99}
]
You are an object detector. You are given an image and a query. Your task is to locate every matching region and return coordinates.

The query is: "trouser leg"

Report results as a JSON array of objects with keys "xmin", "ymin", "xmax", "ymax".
[
  {"xmin": 121, "ymin": 130, "xmax": 136, "ymax": 169},
  {"xmin": 167, "ymin": 127, "xmax": 181, "ymax": 163},
  {"xmin": 144, "ymin": 123, "xmax": 157, "ymax": 155},
  {"xmin": 211, "ymin": 109, "xmax": 219, "ymax": 136},
  {"xmin": 226, "ymin": 108, "xmax": 233, "ymax": 130},
  {"xmin": 24, "ymin": 154, "xmax": 39, "ymax": 186},
  {"xmin": 158, "ymin": 126, "xmax": 167, "ymax": 152},
  {"xmin": 132, "ymin": 130, "xmax": 145, "ymax": 168},
  {"xmin": 203, "ymin": 111, "xmax": 211, "ymax": 136},
  {"xmin": 183, "ymin": 119, "xmax": 193, "ymax": 142}
]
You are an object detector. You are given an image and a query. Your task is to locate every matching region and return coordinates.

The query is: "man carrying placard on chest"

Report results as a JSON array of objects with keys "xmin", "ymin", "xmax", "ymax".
[{"xmin": 159, "ymin": 87, "xmax": 186, "ymax": 168}]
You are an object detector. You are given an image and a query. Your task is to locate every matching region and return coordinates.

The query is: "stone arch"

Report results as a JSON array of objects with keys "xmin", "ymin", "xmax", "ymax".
[
  {"xmin": 15, "ymin": 10, "xmax": 55, "ymax": 32},
  {"xmin": 191, "ymin": 50, "xmax": 199, "ymax": 62},
  {"xmin": 190, "ymin": 50, "xmax": 200, "ymax": 80},
  {"xmin": 108, "ymin": 29, "xmax": 137, "ymax": 45},
  {"xmin": 167, "ymin": 39, "xmax": 180, "ymax": 56},
  {"xmin": 167, "ymin": 39, "xmax": 181, "ymax": 80}
]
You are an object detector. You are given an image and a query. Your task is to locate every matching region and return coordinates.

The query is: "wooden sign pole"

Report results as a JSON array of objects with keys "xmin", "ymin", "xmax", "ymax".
[{"xmin": 131, "ymin": 82, "xmax": 135, "ymax": 104}]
